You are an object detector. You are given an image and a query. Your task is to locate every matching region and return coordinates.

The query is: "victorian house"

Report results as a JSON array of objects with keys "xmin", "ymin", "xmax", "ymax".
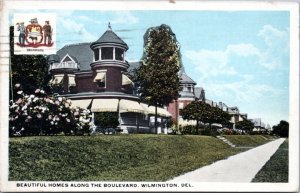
[
  {"xmin": 167, "ymin": 69, "xmax": 205, "ymax": 127},
  {"xmin": 47, "ymin": 24, "xmax": 171, "ymax": 134}
]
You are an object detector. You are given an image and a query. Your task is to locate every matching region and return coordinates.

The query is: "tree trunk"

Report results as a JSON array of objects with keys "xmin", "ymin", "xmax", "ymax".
[
  {"xmin": 196, "ymin": 120, "xmax": 199, "ymax": 135},
  {"xmin": 155, "ymin": 103, "xmax": 158, "ymax": 134}
]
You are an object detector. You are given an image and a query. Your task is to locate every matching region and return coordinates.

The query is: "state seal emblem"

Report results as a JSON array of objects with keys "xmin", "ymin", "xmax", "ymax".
[{"xmin": 14, "ymin": 13, "xmax": 56, "ymax": 54}]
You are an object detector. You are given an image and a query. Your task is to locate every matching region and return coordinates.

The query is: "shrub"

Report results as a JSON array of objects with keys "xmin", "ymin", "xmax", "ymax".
[
  {"xmin": 9, "ymin": 84, "xmax": 92, "ymax": 136},
  {"xmin": 94, "ymin": 112, "xmax": 120, "ymax": 134}
]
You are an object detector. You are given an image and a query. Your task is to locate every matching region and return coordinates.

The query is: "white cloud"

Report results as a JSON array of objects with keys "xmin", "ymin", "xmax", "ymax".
[
  {"xmin": 257, "ymin": 25, "xmax": 289, "ymax": 70},
  {"xmin": 185, "ymin": 43, "xmax": 259, "ymax": 82},
  {"xmin": 226, "ymin": 44, "xmax": 260, "ymax": 57},
  {"xmin": 258, "ymin": 25, "xmax": 289, "ymax": 51},
  {"xmin": 185, "ymin": 24, "xmax": 289, "ymax": 81},
  {"xmin": 111, "ymin": 11, "xmax": 139, "ymax": 25}
]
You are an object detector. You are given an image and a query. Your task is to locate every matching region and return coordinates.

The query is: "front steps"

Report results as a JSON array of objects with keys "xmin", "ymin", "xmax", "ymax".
[{"xmin": 216, "ymin": 135, "xmax": 236, "ymax": 147}]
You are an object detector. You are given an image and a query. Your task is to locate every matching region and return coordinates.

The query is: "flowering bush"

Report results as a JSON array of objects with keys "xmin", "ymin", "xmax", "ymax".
[{"xmin": 9, "ymin": 84, "xmax": 92, "ymax": 136}]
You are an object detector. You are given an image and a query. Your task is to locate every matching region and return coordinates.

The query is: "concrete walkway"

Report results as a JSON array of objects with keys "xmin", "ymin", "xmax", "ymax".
[{"xmin": 169, "ymin": 138, "xmax": 285, "ymax": 182}]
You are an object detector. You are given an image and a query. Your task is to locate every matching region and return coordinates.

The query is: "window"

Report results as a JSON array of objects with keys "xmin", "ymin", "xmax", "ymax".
[
  {"xmin": 94, "ymin": 48, "xmax": 99, "ymax": 61},
  {"xmin": 101, "ymin": 47, "xmax": 113, "ymax": 60},
  {"xmin": 94, "ymin": 70, "xmax": 106, "ymax": 88},
  {"xmin": 187, "ymin": 86, "xmax": 191, "ymax": 92},
  {"xmin": 179, "ymin": 102, "xmax": 184, "ymax": 109},
  {"xmin": 115, "ymin": 48, "xmax": 124, "ymax": 61}
]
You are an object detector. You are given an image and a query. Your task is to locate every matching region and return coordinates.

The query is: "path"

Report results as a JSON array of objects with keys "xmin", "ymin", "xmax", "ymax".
[{"xmin": 168, "ymin": 138, "xmax": 285, "ymax": 182}]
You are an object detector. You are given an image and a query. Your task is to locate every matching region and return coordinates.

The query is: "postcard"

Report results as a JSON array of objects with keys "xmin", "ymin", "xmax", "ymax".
[{"xmin": 0, "ymin": 0, "xmax": 299, "ymax": 192}]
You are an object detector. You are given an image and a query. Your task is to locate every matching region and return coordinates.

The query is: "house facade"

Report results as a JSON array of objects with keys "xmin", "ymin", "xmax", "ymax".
[
  {"xmin": 167, "ymin": 70, "xmax": 205, "ymax": 126},
  {"xmin": 48, "ymin": 24, "xmax": 171, "ymax": 134}
]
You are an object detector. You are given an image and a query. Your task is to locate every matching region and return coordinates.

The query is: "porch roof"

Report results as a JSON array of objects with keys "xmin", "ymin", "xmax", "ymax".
[
  {"xmin": 119, "ymin": 99, "xmax": 144, "ymax": 113},
  {"xmin": 91, "ymin": 99, "xmax": 119, "ymax": 112},
  {"xmin": 70, "ymin": 99, "xmax": 92, "ymax": 109}
]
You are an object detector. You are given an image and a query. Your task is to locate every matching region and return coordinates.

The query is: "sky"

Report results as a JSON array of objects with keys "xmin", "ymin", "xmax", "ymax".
[{"xmin": 11, "ymin": 10, "xmax": 290, "ymax": 127}]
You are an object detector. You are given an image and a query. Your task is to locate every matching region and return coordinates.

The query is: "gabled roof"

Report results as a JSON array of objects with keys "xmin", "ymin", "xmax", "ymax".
[
  {"xmin": 61, "ymin": 53, "xmax": 79, "ymax": 64},
  {"xmin": 194, "ymin": 87, "xmax": 204, "ymax": 99},
  {"xmin": 179, "ymin": 72, "xmax": 196, "ymax": 85},
  {"xmin": 48, "ymin": 54, "xmax": 60, "ymax": 63},
  {"xmin": 57, "ymin": 43, "xmax": 93, "ymax": 71}
]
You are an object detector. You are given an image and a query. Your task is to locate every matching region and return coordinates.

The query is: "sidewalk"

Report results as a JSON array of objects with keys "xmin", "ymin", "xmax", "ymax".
[{"xmin": 168, "ymin": 138, "xmax": 285, "ymax": 182}]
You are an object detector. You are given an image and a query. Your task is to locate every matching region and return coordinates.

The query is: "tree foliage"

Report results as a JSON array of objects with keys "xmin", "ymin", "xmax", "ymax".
[
  {"xmin": 9, "ymin": 26, "xmax": 50, "ymax": 98},
  {"xmin": 135, "ymin": 24, "xmax": 181, "ymax": 132},
  {"xmin": 272, "ymin": 120, "xmax": 289, "ymax": 137},
  {"xmin": 181, "ymin": 101, "xmax": 230, "ymax": 134},
  {"xmin": 135, "ymin": 24, "xmax": 181, "ymax": 107},
  {"xmin": 235, "ymin": 119, "xmax": 254, "ymax": 131}
]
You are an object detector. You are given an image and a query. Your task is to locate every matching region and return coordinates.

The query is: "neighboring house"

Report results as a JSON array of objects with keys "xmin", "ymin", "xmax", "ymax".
[
  {"xmin": 167, "ymin": 70, "xmax": 205, "ymax": 126},
  {"xmin": 47, "ymin": 24, "xmax": 171, "ymax": 134},
  {"xmin": 250, "ymin": 118, "xmax": 266, "ymax": 132}
]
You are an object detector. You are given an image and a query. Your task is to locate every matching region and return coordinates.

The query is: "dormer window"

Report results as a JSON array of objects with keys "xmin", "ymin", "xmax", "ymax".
[{"xmin": 63, "ymin": 55, "xmax": 72, "ymax": 62}]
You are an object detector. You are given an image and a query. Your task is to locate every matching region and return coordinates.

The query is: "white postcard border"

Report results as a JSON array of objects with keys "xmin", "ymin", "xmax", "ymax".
[{"xmin": 0, "ymin": 1, "xmax": 299, "ymax": 192}]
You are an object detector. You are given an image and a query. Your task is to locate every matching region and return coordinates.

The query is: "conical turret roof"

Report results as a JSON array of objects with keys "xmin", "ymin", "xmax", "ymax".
[
  {"xmin": 179, "ymin": 71, "xmax": 196, "ymax": 84},
  {"xmin": 91, "ymin": 23, "xmax": 128, "ymax": 50}
]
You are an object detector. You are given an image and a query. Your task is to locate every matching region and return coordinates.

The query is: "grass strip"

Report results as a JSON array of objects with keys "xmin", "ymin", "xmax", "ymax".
[
  {"xmin": 9, "ymin": 135, "xmax": 242, "ymax": 181},
  {"xmin": 251, "ymin": 139, "xmax": 288, "ymax": 182}
]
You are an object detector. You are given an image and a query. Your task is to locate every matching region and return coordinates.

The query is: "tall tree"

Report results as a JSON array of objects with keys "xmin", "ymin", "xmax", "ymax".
[
  {"xmin": 135, "ymin": 24, "xmax": 181, "ymax": 133},
  {"xmin": 9, "ymin": 26, "xmax": 50, "ymax": 99}
]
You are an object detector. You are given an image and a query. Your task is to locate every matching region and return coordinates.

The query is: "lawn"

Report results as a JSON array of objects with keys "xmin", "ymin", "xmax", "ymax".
[
  {"xmin": 222, "ymin": 135, "xmax": 275, "ymax": 147},
  {"xmin": 9, "ymin": 135, "xmax": 242, "ymax": 181},
  {"xmin": 252, "ymin": 139, "xmax": 288, "ymax": 182}
]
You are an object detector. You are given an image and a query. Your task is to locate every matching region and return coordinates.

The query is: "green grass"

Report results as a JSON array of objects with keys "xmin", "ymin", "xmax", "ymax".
[
  {"xmin": 222, "ymin": 135, "xmax": 273, "ymax": 147},
  {"xmin": 252, "ymin": 139, "xmax": 288, "ymax": 182},
  {"xmin": 9, "ymin": 135, "xmax": 242, "ymax": 181}
]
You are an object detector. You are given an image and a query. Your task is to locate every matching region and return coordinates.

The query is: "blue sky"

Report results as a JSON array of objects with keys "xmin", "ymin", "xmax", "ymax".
[{"xmin": 11, "ymin": 10, "xmax": 290, "ymax": 126}]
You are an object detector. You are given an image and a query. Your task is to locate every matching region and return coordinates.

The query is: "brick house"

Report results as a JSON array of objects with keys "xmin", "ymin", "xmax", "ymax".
[
  {"xmin": 167, "ymin": 70, "xmax": 205, "ymax": 126},
  {"xmin": 47, "ymin": 24, "xmax": 171, "ymax": 134}
]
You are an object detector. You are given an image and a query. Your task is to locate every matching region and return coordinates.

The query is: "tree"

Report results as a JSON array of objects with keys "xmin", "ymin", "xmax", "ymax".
[
  {"xmin": 235, "ymin": 119, "xmax": 254, "ymax": 132},
  {"xmin": 181, "ymin": 101, "xmax": 212, "ymax": 134},
  {"xmin": 210, "ymin": 106, "xmax": 231, "ymax": 127},
  {"xmin": 181, "ymin": 101, "xmax": 230, "ymax": 135},
  {"xmin": 9, "ymin": 26, "xmax": 50, "ymax": 99},
  {"xmin": 135, "ymin": 24, "xmax": 181, "ymax": 133},
  {"xmin": 272, "ymin": 120, "xmax": 289, "ymax": 137}
]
